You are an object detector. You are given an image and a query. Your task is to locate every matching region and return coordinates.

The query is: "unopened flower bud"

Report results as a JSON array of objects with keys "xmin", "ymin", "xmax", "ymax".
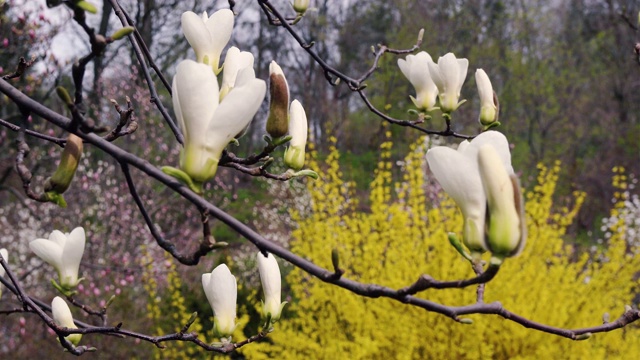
[
  {"xmin": 44, "ymin": 134, "xmax": 83, "ymax": 195},
  {"xmin": 266, "ymin": 61, "xmax": 290, "ymax": 139},
  {"xmin": 52, "ymin": 296, "xmax": 82, "ymax": 345},
  {"xmin": 477, "ymin": 145, "xmax": 526, "ymax": 258},
  {"xmin": 284, "ymin": 100, "xmax": 308, "ymax": 170},
  {"xmin": 293, "ymin": 0, "xmax": 310, "ymax": 15},
  {"xmin": 110, "ymin": 26, "xmax": 135, "ymax": 41},
  {"xmin": 475, "ymin": 69, "xmax": 498, "ymax": 127}
]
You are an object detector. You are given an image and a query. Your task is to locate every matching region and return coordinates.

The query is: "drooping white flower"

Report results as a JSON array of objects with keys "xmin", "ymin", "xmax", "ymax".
[
  {"xmin": 202, "ymin": 264, "xmax": 237, "ymax": 339},
  {"xmin": 0, "ymin": 248, "xmax": 7, "ymax": 299},
  {"xmin": 172, "ymin": 59, "xmax": 266, "ymax": 184},
  {"xmin": 478, "ymin": 145, "xmax": 526, "ymax": 257},
  {"xmin": 181, "ymin": 9, "xmax": 234, "ymax": 74},
  {"xmin": 283, "ymin": 100, "xmax": 308, "ymax": 170},
  {"xmin": 257, "ymin": 252, "xmax": 286, "ymax": 323},
  {"xmin": 266, "ymin": 61, "xmax": 290, "ymax": 138},
  {"xmin": 397, "ymin": 51, "xmax": 438, "ymax": 111},
  {"xmin": 29, "ymin": 227, "xmax": 85, "ymax": 289},
  {"xmin": 475, "ymin": 69, "xmax": 498, "ymax": 126},
  {"xmin": 427, "ymin": 52, "xmax": 469, "ymax": 113},
  {"xmin": 219, "ymin": 47, "xmax": 255, "ymax": 101},
  {"xmin": 426, "ymin": 131, "xmax": 513, "ymax": 253},
  {"xmin": 51, "ymin": 296, "xmax": 82, "ymax": 345}
]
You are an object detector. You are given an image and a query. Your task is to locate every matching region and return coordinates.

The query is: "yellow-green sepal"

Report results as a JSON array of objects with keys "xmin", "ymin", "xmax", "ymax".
[{"xmin": 162, "ymin": 166, "xmax": 203, "ymax": 194}]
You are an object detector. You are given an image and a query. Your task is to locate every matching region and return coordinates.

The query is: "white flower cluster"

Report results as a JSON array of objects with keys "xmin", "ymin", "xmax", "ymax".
[
  {"xmin": 202, "ymin": 252, "xmax": 285, "ymax": 342},
  {"xmin": 600, "ymin": 176, "xmax": 640, "ymax": 248}
]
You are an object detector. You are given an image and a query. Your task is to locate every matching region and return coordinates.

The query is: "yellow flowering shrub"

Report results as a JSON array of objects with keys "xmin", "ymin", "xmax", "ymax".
[{"xmin": 241, "ymin": 137, "xmax": 640, "ymax": 360}]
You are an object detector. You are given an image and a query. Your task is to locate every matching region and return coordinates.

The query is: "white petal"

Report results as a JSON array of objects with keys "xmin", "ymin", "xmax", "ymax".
[
  {"xmin": 173, "ymin": 60, "xmax": 220, "ymax": 144},
  {"xmin": 0, "ymin": 248, "xmax": 7, "ymax": 278},
  {"xmin": 182, "ymin": 11, "xmax": 215, "ymax": 63},
  {"xmin": 205, "ymin": 9, "xmax": 234, "ymax": 71},
  {"xmin": 427, "ymin": 60, "xmax": 444, "ymax": 92},
  {"xmin": 52, "ymin": 296, "xmax": 77, "ymax": 328},
  {"xmin": 221, "ymin": 47, "xmax": 254, "ymax": 89},
  {"xmin": 426, "ymin": 147, "xmax": 486, "ymax": 221},
  {"xmin": 478, "ymin": 145, "xmax": 521, "ymax": 254},
  {"xmin": 269, "ymin": 60, "xmax": 285, "ymax": 77},
  {"xmin": 397, "ymin": 57, "xmax": 411, "ymax": 80},
  {"xmin": 234, "ymin": 67, "xmax": 256, "ymax": 88},
  {"xmin": 475, "ymin": 69, "xmax": 493, "ymax": 106},
  {"xmin": 257, "ymin": 252, "xmax": 282, "ymax": 319},
  {"xmin": 206, "ymin": 78, "xmax": 266, "ymax": 154},
  {"xmin": 289, "ymin": 100, "xmax": 308, "ymax": 147},
  {"xmin": 172, "ymin": 76, "xmax": 186, "ymax": 139},
  {"xmin": 257, "ymin": 252, "xmax": 281, "ymax": 303},
  {"xmin": 202, "ymin": 264, "xmax": 237, "ymax": 333},
  {"xmin": 60, "ymin": 227, "xmax": 85, "ymax": 285},
  {"xmin": 466, "ymin": 131, "xmax": 513, "ymax": 174},
  {"xmin": 455, "ymin": 58, "xmax": 469, "ymax": 96},
  {"xmin": 29, "ymin": 239, "xmax": 63, "ymax": 269},
  {"xmin": 438, "ymin": 53, "xmax": 461, "ymax": 93},
  {"xmin": 49, "ymin": 230, "xmax": 67, "ymax": 248}
]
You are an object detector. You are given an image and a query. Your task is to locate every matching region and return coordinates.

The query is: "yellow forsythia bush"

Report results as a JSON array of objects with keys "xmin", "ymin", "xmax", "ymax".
[{"xmin": 242, "ymin": 136, "xmax": 640, "ymax": 360}]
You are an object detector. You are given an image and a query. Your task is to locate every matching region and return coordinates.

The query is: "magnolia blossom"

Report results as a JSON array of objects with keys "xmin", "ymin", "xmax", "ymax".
[
  {"xmin": 173, "ymin": 59, "xmax": 266, "ymax": 184},
  {"xmin": 0, "ymin": 248, "xmax": 7, "ymax": 298},
  {"xmin": 266, "ymin": 61, "xmax": 290, "ymax": 138},
  {"xmin": 181, "ymin": 9, "xmax": 234, "ymax": 74},
  {"xmin": 397, "ymin": 51, "xmax": 438, "ymax": 111},
  {"xmin": 427, "ymin": 52, "xmax": 469, "ymax": 113},
  {"xmin": 257, "ymin": 252, "xmax": 285, "ymax": 322},
  {"xmin": 202, "ymin": 264, "xmax": 237, "ymax": 338},
  {"xmin": 478, "ymin": 145, "xmax": 526, "ymax": 257},
  {"xmin": 475, "ymin": 69, "xmax": 497, "ymax": 126},
  {"xmin": 283, "ymin": 100, "xmax": 308, "ymax": 170},
  {"xmin": 426, "ymin": 131, "xmax": 513, "ymax": 254},
  {"xmin": 29, "ymin": 227, "xmax": 85, "ymax": 289},
  {"xmin": 52, "ymin": 296, "xmax": 82, "ymax": 345},
  {"xmin": 219, "ymin": 47, "xmax": 255, "ymax": 101}
]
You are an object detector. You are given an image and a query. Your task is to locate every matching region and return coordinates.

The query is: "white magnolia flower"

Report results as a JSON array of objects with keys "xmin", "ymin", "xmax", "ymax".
[
  {"xmin": 397, "ymin": 51, "xmax": 438, "ymax": 111},
  {"xmin": 52, "ymin": 296, "xmax": 82, "ymax": 345},
  {"xmin": 173, "ymin": 59, "xmax": 266, "ymax": 183},
  {"xmin": 29, "ymin": 227, "xmax": 85, "ymax": 289},
  {"xmin": 428, "ymin": 52, "xmax": 469, "ymax": 113},
  {"xmin": 219, "ymin": 47, "xmax": 255, "ymax": 101},
  {"xmin": 257, "ymin": 252, "xmax": 285, "ymax": 322},
  {"xmin": 475, "ymin": 69, "xmax": 497, "ymax": 126},
  {"xmin": 426, "ymin": 131, "xmax": 513, "ymax": 253},
  {"xmin": 181, "ymin": 9, "xmax": 234, "ymax": 74},
  {"xmin": 478, "ymin": 145, "xmax": 526, "ymax": 257},
  {"xmin": 266, "ymin": 60, "xmax": 290, "ymax": 138},
  {"xmin": 202, "ymin": 264, "xmax": 237, "ymax": 338},
  {"xmin": 0, "ymin": 248, "xmax": 7, "ymax": 298},
  {"xmin": 283, "ymin": 100, "xmax": 308, "ymax": 170}
]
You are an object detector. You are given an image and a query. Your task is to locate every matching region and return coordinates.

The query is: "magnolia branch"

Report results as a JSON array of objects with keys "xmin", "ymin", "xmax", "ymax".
[
  {"xmin": 1, "ymin": 77, "xmax": 637, "ymax": 341},
  {"xmin": 0, "ymin": 258, "xmax": 270, "ymax": 353},
  {"xmin": 257, "ymin": 0, "xmax": 473, "ymax": 139},
  {"xmin": 107, "ymin": 0, "xmax": 183, "ymax": 144}
]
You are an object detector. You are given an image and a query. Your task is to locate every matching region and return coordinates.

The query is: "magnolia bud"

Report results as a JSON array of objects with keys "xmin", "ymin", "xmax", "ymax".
[
  {"xmin": 75, "ymin": 1, "xmax": 97, "ymax": 14},
  {"xmin": 52, "ymin": 296, "xmax": 82, "ymax": 345},
  {"xmin": 44, "ymin": 134, "xmax": 83, "ymax": 194},
  {"xmin": 266, "ymin": 61, "xmax": 290, "ymax": 139},
  {"xmin": 477, "ymin": 145, "xmax": 526, "ymax": 258},
  {"xmin": 110, "ymin": 26, "xmax": 135, "ymax": 41},
  {"xmin": 475, "ymin": 69, "xmax": 498, "ymax": 127},
  {"xmin": 283, "ymin": 100, "xmax": 308, "ymax": 170},
  {"xmin": 293, "ymin": 0, "xmax": 310, "ymax": 15}
]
